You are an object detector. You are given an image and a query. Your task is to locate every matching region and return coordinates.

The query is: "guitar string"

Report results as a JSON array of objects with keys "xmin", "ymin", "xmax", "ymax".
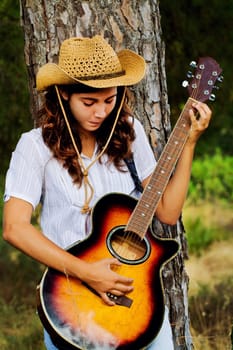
[
  {"xmin": 118, "ymin": 67, "xmax": 205, "ymax": 262},
  {"xmin": 118, "ymin": 102, "xmax": 193, "ymax": 262}
]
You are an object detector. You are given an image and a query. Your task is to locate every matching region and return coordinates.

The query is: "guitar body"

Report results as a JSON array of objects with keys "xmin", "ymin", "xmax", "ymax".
[{"xmin": 37, "ymin": 193, "xmax": 179, "ymax": 350}]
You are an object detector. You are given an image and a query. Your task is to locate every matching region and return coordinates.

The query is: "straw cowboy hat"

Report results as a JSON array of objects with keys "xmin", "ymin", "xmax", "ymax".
[{"xmin": 36, "ymin": 35, "xmax": 146, "ymax": 91}]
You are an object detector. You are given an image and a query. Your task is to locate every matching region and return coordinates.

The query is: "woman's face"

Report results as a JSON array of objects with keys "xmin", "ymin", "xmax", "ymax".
[{"xmin": 62, "ymin": 87, "xmax": 117, "ymax": 133}]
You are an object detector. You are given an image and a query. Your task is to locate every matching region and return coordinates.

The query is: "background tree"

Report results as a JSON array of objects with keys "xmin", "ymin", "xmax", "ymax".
[{"xmin": 18, "ymin": 0, "xmax": 192, "ymax": 349}]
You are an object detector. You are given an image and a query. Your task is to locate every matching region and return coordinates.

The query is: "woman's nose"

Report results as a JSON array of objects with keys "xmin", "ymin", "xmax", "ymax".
[{"xmin": 94, "ymin": 104, "xmax": 106, "ymax": 118}]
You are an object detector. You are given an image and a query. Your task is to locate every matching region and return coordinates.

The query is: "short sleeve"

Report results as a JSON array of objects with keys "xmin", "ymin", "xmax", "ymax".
[{"xmin": 4, "ymin": 129, "xmax": 50, "ymax": 209}]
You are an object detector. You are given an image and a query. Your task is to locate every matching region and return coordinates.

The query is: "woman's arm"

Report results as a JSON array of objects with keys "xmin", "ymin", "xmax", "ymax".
[
  {"xmin": 142, "ymin": 101, "xmax": 212, "ymax": 225},
  {"xmin": 3, "ymin": 197, "xmax": 133, "ymax": 305}
]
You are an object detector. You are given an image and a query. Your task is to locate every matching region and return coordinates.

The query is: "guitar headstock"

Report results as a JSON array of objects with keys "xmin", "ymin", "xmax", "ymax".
[{"xmin": 182, "ymin": 57, "xmax": 223, "ymax": 102}]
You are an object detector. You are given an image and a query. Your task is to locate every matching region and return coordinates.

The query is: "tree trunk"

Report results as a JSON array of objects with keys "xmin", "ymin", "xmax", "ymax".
[{"xmin": 19, "ymin": 0, "xmax": 192, "ymax": 349}]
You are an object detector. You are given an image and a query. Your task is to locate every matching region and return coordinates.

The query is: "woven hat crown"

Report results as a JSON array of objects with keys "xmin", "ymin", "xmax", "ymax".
[
  {"xmin": 36, "ymin": 35, "xmax": 146, "ymax": 90},
  {"xmin": 59, "ymin": 36, "xmax": 124, "ymax": 80}
]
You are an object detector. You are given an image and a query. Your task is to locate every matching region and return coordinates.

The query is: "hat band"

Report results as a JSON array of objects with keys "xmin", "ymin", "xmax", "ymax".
[{"xmin": 72, "ymin": 70, "xmax": 126, "ymax": 81}]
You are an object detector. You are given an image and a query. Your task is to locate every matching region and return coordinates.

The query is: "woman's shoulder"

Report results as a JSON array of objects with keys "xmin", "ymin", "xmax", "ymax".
[
  {"xmin": 16, "ymin": 127, "xmax": 52, "ymax": 161},
  {"xmin": 20, "ymin": 127, "xmax": 43, "ymax": 142}
]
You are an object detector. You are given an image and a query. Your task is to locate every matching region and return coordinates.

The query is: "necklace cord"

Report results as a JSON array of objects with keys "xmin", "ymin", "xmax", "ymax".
[{"xmin": 55, "ymin": 85, "xmax": 126, "ymax": 214}]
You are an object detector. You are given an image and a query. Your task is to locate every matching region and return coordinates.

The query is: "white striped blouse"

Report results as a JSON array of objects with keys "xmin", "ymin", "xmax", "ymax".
[{"xmin": 4, "ymin": 118, "xmax": 156, "ymax": 249}]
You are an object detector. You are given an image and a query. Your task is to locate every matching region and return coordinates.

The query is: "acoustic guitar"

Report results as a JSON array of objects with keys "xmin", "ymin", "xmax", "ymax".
[{"xmin": 37, "ymin": 57, "xmax": 222, "ymax": 350}]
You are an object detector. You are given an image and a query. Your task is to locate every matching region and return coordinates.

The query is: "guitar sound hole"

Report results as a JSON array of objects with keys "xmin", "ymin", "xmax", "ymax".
[{"xmin": 107, "ymin": 226, "xmax": 151, "ymax": 265}]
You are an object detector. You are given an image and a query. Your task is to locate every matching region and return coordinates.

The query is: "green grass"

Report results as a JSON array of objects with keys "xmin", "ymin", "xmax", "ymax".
[
  {"xmin": 189, "ymin": 277, "xmax": 233, "ymax": 350},
  {"xmin": 184, "ymin": 214, "xmax": 231, "ymax": 256},
  {"xmin": 0, "ymin": 240, "xmax": 45, "ymax": 350},
  {"xmin": 0, "ymin": 297, "xmax": 44, "ymax": 350}
]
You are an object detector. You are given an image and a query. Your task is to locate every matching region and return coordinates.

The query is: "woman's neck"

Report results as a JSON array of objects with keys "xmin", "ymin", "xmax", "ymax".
[{"xmin": 79, "ymin": 131, "xmax": 96, "ymax": 158}]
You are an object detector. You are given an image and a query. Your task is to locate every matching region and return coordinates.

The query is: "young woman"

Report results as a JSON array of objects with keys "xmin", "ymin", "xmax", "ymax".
[{"xmin": 3, "ymin": 36, "xmax": 211, "ymax": 350}]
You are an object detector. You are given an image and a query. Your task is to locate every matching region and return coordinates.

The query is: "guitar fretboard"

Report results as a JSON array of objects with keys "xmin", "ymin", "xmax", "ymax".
[{"xmin": 126, "ymin": 97, "xmax": 196, "ymax": 237}]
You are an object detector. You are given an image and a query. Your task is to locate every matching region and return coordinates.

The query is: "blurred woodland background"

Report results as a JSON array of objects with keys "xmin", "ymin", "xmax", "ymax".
[{"xmin": 0, "ymin": 0, "xmax": 232, "ymax": 349}]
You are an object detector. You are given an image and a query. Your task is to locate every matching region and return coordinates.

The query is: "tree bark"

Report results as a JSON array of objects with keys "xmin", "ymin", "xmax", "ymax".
[{"xmin": 19, "ymin": 0, "xmax": 192, "ymax": 349}]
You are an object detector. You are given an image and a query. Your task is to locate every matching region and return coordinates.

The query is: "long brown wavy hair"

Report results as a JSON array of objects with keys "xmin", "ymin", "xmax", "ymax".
[{"xmin": 36, "ymin": 84, "xmax": 136, "ymax": 185}]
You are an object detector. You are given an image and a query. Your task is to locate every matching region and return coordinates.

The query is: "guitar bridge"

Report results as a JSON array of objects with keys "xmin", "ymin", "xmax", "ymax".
[
  {"xmin": 106, "ymin": 292, "xmax": 133, "ymax": 308},
  {"xmin": 82, "ymin": 282, "xmax": 133, "ymax": 308}
]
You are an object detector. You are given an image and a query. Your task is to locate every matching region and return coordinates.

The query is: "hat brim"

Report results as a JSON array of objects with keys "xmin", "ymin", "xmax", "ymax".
[{"xmin": 36, "ymin": 49, "xmax": 146, "ymax": 91}]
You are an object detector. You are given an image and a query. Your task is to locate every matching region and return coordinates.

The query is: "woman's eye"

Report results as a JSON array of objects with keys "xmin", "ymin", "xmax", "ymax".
[
  {"xmin": 106, "ymin": 98, "xmax": 115, "ymax": 104},
  {"xmin": 82, "ymin": 97, "xmax": 116, "ymax": 106}
]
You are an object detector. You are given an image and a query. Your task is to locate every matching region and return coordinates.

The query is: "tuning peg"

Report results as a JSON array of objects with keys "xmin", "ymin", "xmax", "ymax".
[
  {"xmin": 217, "ymin": 75, "xmax": 224, "ymax": 83},
  {"xmin": 187, "ymin": 71, "xmax": 194, "ymax": 78},
  {"xmin": 209, "ymin": 94, "xmax": 216, "ymax": 102},
  {"xmin": 190, "ymin": 61, "xmax": 197, "ymax": 68},
  {"xmin": 182, "ymin": 80, "xmax": 189, "ymax": 88}
]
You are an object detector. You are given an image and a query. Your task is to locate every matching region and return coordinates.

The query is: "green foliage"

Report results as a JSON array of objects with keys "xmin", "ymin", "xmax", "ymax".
[
  {"xmin": 185, "ymin": 216, "xmax": 228, "ymax": 256},
  {"xmin": 0, "ymin": 175, "xmax": 4, "ymax": 229},
  {"xmin": 185, "ymin": 217, "xmax": 215, "ymax": 255},
  {"xmin": 188, "ymin": 149, "xmax": 233, "ymax": 203},
  {"xmin": 0, "ymin": 0, "xmax": 32, "ymax": 173},
  {"xmin": 185, "ymin": 150, "xmax": 233, "ymax": 255}
]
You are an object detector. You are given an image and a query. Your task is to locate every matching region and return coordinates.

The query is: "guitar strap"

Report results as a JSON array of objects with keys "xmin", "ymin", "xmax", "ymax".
[{"xmin": 124, "ymin": 157, "xmax": 143, "ymax": 193}]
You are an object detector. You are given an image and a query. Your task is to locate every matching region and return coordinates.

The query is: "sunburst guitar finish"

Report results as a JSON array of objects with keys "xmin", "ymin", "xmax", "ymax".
[{"xmin": 37, "ymin": 193, "xmax": 179, "ymax": 350}]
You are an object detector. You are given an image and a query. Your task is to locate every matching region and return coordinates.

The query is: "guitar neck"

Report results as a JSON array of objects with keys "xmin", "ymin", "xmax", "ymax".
[{"xmin": 126, "ymin": 97, "xmax": 196, "ymax": 237}]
